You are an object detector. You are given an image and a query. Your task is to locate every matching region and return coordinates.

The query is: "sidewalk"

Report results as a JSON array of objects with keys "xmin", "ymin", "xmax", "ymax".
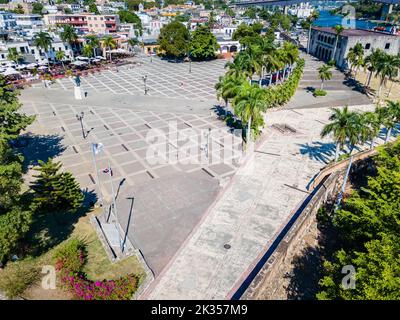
[{"xmin": 141, "ymin": 104, "xmax": 376, "ymax": 300}]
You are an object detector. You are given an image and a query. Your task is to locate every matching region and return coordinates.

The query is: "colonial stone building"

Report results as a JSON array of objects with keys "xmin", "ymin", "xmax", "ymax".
[{"xmin": 309, "ymin": 26, "xmax": 400, "ymax": 69}]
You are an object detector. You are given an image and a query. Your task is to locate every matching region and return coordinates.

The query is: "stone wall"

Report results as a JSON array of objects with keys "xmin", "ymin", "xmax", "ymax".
[{"xmin": 241, "ymin": 170, "xmax": 344, "ymax": 300}]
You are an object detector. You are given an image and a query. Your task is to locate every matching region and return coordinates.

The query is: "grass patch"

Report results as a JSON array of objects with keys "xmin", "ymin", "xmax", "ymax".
[
  {"xmin": 313, "ymin": 89, "xmax": 327, "ymax": 97},
  {"xmin": 1, "ymin": 209, "xmax": 145, "ymax": 299}
]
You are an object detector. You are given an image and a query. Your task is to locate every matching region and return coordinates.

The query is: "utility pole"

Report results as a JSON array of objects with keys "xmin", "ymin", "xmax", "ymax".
[
  {"xmin": 76, "ymin": 112, "xmax": 85, "ymax": 139},
  {"xmin": 335, "ymin": 156, "xmax": 353, "ymax": 211},
  {"xmin": 91, "ymin": 143, "xmax": 104, "ymax": 207}
]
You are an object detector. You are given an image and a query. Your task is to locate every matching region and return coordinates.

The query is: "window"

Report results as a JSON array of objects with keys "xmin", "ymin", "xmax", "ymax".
[
  {"xmin": 385, "ymin": 43, "xmax": 390, "ymax": 50},
  {"xmin": 365, "ymin": 43, "xmax": 371, "ymax": 49},
  {"xmin": 31, "ymin": 49, "xmax": 35, "ymax": 54}
]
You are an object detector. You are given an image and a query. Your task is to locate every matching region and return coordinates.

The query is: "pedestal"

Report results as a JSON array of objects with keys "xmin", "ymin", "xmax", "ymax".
[{"xmin": 74, "ymin": 85, "xmax": 83, "ymax": 100}]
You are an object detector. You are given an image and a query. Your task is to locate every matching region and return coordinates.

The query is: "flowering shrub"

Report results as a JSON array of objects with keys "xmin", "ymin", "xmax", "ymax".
[{"xmin": 53, "ymin": 239, "xmax": 139, "ymax": 300}]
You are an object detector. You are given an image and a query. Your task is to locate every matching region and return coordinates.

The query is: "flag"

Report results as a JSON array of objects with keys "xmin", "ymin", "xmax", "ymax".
[
  {"xmin": 92, "ymin": 143, "xmax": 104, "ymax": 155},
  {"xmin": 102, "ymin": 167, "xmax": 113, "ymax": 176}
]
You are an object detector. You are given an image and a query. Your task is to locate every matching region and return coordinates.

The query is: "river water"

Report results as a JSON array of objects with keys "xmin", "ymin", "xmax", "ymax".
[{"xmin": 313, "ymin": 10, "xmax": 378, "ymax": 31}]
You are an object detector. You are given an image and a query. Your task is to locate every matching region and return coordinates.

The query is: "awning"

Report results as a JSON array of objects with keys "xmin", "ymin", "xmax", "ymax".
[
  {"xmin": 72, "ymin": 60, "xmax": 88, "ymax": 66},
  {"xmin": 2, "ymin": 67, "xmax": 20, "ymax": 76}
]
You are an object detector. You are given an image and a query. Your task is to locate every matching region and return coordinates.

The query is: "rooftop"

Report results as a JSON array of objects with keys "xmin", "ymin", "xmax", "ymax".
[{"xmin": 312, "ymin": 26, "xmax": 399, "ymax": 37}]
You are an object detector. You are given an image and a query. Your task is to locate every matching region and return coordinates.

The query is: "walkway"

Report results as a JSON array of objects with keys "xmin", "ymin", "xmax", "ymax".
[{"xmin": 142, "ymin": 103, "xmax": 376, "ymax": 299}]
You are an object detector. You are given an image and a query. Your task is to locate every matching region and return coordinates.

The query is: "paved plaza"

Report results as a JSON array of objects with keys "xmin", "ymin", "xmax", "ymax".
[
  {"xmin": 20, "ymin": 55, "xmax": 241, "ymax": 275},
  {"xmin": 31, "ymin": 54, "xmax": 226, "ymax": 101},
  {"xmin": 19, "ymin": 52, "xmax": 379, "ymax": 298}
]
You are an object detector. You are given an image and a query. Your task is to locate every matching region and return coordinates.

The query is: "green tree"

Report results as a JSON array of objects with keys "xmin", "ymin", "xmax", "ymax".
[
  {"xmin": 332, "ymin": 25, "xmax": 344, "ymax": 62},
  {"xmin": 364, "ymin": 49, "xmax": 384, "ymax": 88},
  {"xmin": 82, "ymin": 44, "xmax": 93, "ymax": 59},
  {"xmin": 118, "ymin": 10, "xmax": 143, "ymax": 34},
  {"xmin": 215, "ymin": 74, "xmax": 246, "ymax": 110},
  {"xmin": 189, "ymin": 25, "xmax": 219, "ymax": 61},
  {"xmin": 60, "ymin": 25, "xmax": 78, "ymax": 59},
  {"xmin": 30, "ymin": 159, "xmax": 84, "ymax": 213},
  {"xmin": 320, "ymin": 106, "xmax": 358, "ymax": 161},
  {"xmin": 318, "ymin": 64, "xmax": 333, "ymax": 90},
  {"xmin": 7, "ymin": 48, "xmax": 22, "ymax": 64},
  {"xmin": 86, "ymin": 35, "xmax": 100, "ymax": 57},
  {"xmin": 55, "ymin": 50, "xmax": 66, "ymax": 70},
  {"xmin": 88, "ymin": 3, "xmax": 99, "ymax": 14},
  {"xmin": 346, "ymin": 43, "xmax": 364, "ymax": 78},
  {"xmin": 33, "ymin": 31, "xmax": 53, "ymax": 69},
  {"xmin": 233, "ymin": 81, "xmax": 267, "ymax": 143},
  {"xmin": 102, "ymin": 35, "xmax": 117, "ymax": 62},
  {"xmin": 32, "ymin": 3, "xmax": 43, "ymax": 15},
  {"xmin": 158, "ymin": 21, "xmax": 190, "ymax": 59},
  {"xmin": 0, "ymin": 77, "xmax": 35, "ymax": 140}
]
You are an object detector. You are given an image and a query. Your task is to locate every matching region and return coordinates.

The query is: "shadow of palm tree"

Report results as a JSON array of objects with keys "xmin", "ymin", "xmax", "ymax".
[
  {"xmin": 16, "ymin": 133, "xmax": 66, "ymax": 172},
  {"xmin": 343, "ymin": 77, "xmax": 367, "ymax": 94},
  {"xmin": 298, "ymin": 141, "xmax": 336, "ymax": 164}
]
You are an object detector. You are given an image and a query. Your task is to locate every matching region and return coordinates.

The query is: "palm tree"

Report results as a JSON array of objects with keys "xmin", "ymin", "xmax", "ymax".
[
  {"xmin": 385, "ymin": 54, "xmax": 400, "ymax": 97},
  {"xmin": 128, "ymin": 38, "xmax": 139, "ymax": 52},
  {"xmin": 375, "ymin": 53, "xmax": 399, "ymax": 97},
  {"xmin": 60, "ymin": 25, "xmax": 78, "ymax": 59},
  {"xmin": 33, "ymin": 31, "xmax": 53, "ymax": 70},
  {"xmin": 318, "ymin": 64, "xmax": 332, "ymax": 90},
  {"xmin": 364, "ymin": 49, "xmax": 384, "ymax": 88},
  {"xmin": 215, "ymin": 74, "xmax": 246, "ymax": 112},
  {"xmin": 86, "ymin": 35, "xmax": 100, "ymax": 58},
  {"xmin": 82, "ymin": 44, "xmax": 93, "ymax": 63},
  {"xmin": 381, "ymin": 100, "xmax": 400, "ymax": 143},
  {"xmin": 306, "ymin": 10, "xmax": 319, "ymax": 54},
  {"xmin": 362, "ymin": 111, "xmax": 381, "ymax": 149},
  {"xmin": 233, "ymin": 82, "xmax": 267, "ymax": 145},
  {"xmin": 280, "ymin": 41, "xmax": 299, "ymax": 79},
  {"xmin": 346, "ymin": 43, "xmax": 364, "ymax": 78},
  {"xmin": 261, "ymin": 39, "xmax": 283, "ymax": 86},
  {"xmin": 332, "ymin": 25, "xmax": 344, "ymax": 63},
  {"xmin": 102, "ymin": 35, "xmax": 117, "ymax": 62},
  {"xmin": 321, "ymin": 106, "xmax": 358, "ymax": 162},
  {"xmin": 7, "ymin": 48, "xmax": 22, "ymax": 64},
  {"xmin": 55, "ymin": 50, "xmax": 65, "ymax": 69}
]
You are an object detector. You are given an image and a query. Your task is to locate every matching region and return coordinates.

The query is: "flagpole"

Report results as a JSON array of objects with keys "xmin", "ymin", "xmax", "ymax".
[
  {"xmin": 107, "ymin": 160, "xmax": 123, "ymax": 253},
  {"xmin": 91, "ymin": 144, "xmax": 104, "ymax": 207}
]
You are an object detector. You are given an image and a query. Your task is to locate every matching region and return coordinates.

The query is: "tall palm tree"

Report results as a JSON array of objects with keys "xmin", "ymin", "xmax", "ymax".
[
  {"xmin": 364, "ymin": 49, "xmax": 384, "ymax": 88},
  {"xmin": 318, "ymin": 64, "xmax": 332, "ymax": 90},
  {"xmin": 332, "ymin": 25, "xmax": 344, "ymax": 63},
  {"xmin": 261, "ymin": 39, "xmax": 283, "ymax": 86},
  {"xmin": 82, "ymin": 44, "xmax": 93, "ymax": 63},
  {"xmin": 33, "ymin": 31, "xmax": 53, "ymax": 70},
  {"xmin": 102, "ymin": 35, "xmax": 117, "ymax": 62},
  {"xmin": 321, "ymin": 106, "xmax": 358, "ymax": 162},
  {"xmin": 385, "ymin": 54, "xmax": 400, "ymax": 97},
  {"xmin": 86, "ymin": 35, "xmax": 100, "ymax": 58},
  {"xmin": 55, "ymin": 50, "xmax": 65, "ymax": 69},
  {"xmin": 362, "ymin": 111, "xmax": 381, "ymax": 149},
  {"xmin": 7, "ymin": 48, "xmax": 22, "ymax": 64},
  {"xmin": 346, "ymin": 43, "xmax": 364, "ymax": 78},
  {"xmin": 215, "ymin": 74, "xmax": 246, "ymax": 111},
  {"xmin": 280, "ymin": 41, "xmax": 299, "ymax": 79},
  {"xmin": 233, "ymin": 82, "xmax": 267, "ymax": 145},
  {"xmin": 381, "ymin": 100, "xmax": 400, "ymax": 143},
  {"xmin": 375, "ymin": 53, "xmax": 399, "ymax": 97},
  {"xmin": 60, "ymin": 25, "xmax": 78, "ymax": 59}
]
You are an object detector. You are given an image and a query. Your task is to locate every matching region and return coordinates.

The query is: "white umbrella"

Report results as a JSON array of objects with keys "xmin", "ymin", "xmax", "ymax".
[
  {"xmin": 2, "ymin": 67, "xmax": 20, "ymax": 76},
  {"xmin": 38, "ymin": 66, "xmax": 48, "ymax": 70},
  {"xmin": 26, "ymin": 63, "xmax": 38, "ymax": 69},
  {"xmin": 95, "ymin": 56, "xmax": 106, "ymax": 60},
  {"xmin": 72, "ymin": 60, "xmax": 88, "ymax": 66},
  {"xmin": 15, "ymin": 65, "xmax": 27, "ymax": 70},
  {"xmin": 76, "ymin": 56, "xmax": 89, "ymax": 61}
]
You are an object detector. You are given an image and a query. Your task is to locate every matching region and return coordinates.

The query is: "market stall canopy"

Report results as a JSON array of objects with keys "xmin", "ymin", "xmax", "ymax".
[
  {"xmin": 72, "ymin": 60, "xmax": 88, "ymax": 66},
  {"xmin": 2, "ymin": 67, "xmax": 20, "ymax": 76}
]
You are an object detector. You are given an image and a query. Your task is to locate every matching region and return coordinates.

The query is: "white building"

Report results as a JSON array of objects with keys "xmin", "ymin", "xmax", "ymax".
[
  {"xmin": 14, "ymin": 14, "xmax": 44, "ymax": 29},
  {"xmin": 0, "ymin": 12, "xmax": 17, "ymax": 30}
]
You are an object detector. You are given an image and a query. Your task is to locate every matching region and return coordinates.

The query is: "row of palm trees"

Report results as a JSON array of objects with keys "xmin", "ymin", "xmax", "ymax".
[
  {"xmin": 346, "ymin": 43, "xmax": 400, "ymax": 97},
  {"xmin": 321, "ymin": 100, "xmax": 400, "ymax": 162},
  {"xmin": 215, "ymin": 36, "xmax": 301, "ymax": 144},
  {"xmin": 28, "ymin": 26, "xmax": 141, "ymax": 72}
]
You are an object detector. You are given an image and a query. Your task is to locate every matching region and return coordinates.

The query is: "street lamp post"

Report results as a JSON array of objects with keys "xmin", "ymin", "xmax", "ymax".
[
  {"xmin": 76, "ymin": 111, "xmax": 85, "ymax": 139},
  {"xmin": 142, "ymin": 75, "xmax": 148, "ymax": 95}
]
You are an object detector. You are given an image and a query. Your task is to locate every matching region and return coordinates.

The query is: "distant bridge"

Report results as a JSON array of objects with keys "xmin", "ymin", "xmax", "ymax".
[{"xmin": 232, "ymin": 0, "xmax": 308, "ymax": 7}]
